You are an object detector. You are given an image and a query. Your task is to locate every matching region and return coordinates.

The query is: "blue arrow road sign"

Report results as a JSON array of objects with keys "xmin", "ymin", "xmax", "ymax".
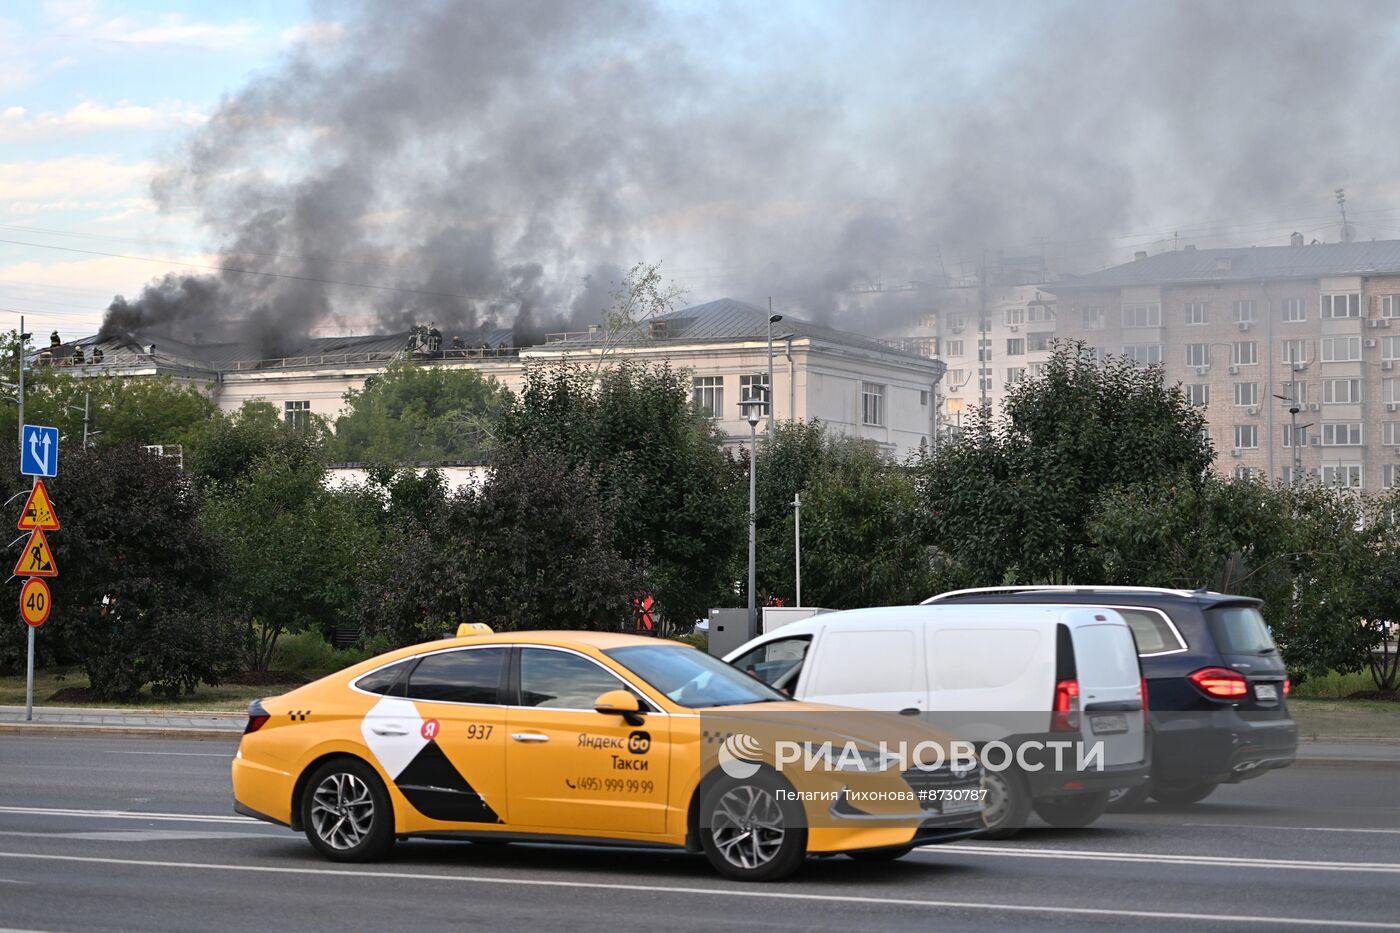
[{"xmin": 20, "ymin": 425, "xmax": 58, "ymax": 478}]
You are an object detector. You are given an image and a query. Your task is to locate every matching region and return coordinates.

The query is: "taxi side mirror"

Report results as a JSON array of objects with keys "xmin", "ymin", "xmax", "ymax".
[{"xmin": 594, "ymin": 689, "xmax": 644, "ymax": 726}]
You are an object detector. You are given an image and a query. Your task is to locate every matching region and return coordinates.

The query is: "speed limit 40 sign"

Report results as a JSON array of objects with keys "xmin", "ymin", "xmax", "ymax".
[{"xmin": 19, "ymin": 577, "xmax": 50, "ymax": 627}]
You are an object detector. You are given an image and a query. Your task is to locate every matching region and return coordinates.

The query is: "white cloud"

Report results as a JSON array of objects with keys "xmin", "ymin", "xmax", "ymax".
[
  {"xmin": 44, "ymin": 2, "xmax": 258, "ymax": 50},
  {"xmin": 282, "ymin": 19, "xmax": 344, "ymax": 47},
  {"xmin": 0, "ymin": 100, "xmax": 205, "ymax": 142},
  {"xmin": 0, "ymin": 154, "xmax": 153, "ymax": 201}
]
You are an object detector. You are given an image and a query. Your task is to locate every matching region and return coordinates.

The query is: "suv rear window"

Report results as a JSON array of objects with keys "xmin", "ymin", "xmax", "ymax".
[
  {"xmin": 1207, "ymin": 606, "xmax": 1276, "ymax": 654},
  {"xmin": 1116, "ymin": 608, "xmax": 1186, "ymax": 655}
]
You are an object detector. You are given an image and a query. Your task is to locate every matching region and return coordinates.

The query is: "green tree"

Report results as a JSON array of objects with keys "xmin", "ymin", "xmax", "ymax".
[
  {"xmin": 45, "ymin": 375, "xmax": 218, "ymax": 452},
  {"xmin": 330, "ymin": 359, "xmax": 507, "ymax": 464},
  {"xmin": 493, "ymin": 361, "xmax": 742, "ymax": 627},
  {"xmin": 914, "ymin": 341, "xmax": 1213, "ymax": 584},
  {"xmin": 191, "ymin": 401, "xmax": 327, "ymax": 491}
]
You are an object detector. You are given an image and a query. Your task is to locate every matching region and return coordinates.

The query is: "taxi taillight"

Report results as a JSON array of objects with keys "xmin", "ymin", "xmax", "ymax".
[{"xmin": 244, "ymin": 699, "xmax": 270, "ymax": 734}]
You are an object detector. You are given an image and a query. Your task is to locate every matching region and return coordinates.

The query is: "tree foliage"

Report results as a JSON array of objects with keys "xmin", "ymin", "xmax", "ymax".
[
  {"xmin": 191, "ymin": 401, "xmax": 328, "ymax": 492},
  {"xmin": 914, "ymin": 342, "xmax": 1213, "ymax": 584}
]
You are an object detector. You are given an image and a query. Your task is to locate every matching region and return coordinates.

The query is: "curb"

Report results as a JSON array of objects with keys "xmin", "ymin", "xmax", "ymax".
[
  {"xmin": 0, "ymin": 723, "xmax": 240, "ymax": 740},
  {"xmin": 0, "ymin": 705, "xmax": 244, "ymax": 720}
]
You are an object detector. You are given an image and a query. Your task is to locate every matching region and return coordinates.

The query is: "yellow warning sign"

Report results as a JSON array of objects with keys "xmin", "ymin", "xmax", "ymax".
[
  {"xmin": 17, "ymin": 479, "xmax": 59, "ymax": 531},
  {"xmin": 14, "ymin": 528, "xmax": 57, "ymax": 578}
]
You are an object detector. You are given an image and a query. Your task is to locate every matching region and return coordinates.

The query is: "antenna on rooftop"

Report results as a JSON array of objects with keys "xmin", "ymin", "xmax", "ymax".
[{"xmin": 1336, "ymin": 188, "xmax": 1355, "ymax": 243}]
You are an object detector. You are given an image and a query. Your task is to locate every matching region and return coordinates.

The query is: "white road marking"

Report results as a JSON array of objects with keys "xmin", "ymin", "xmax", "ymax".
[
  {"xmin": 0, "ymin": 851, "xmax": 1394, "ymax": 930},
  {"xmin": 0, "ymin": 806, "xmax": 255, "ymax": 825},
  {"xmin": 1186, "ymin": 822, "xmax": 1400, "ymax": 835},
  {"xmin": 102, "ymin": 751, "xmax": 233, "ymax": 758},
  {"xmin": 922, "ymin": 843, "xmax": 1400, "ymax": 874},
  {"xmin": 0, "ymin": 830, "xmax": 281, "ymax": 842}
]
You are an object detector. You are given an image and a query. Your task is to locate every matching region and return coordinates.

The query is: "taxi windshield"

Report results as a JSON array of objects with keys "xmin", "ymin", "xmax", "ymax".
[{"xmin": 605, "ymin": 645, "xmax": 787, "ymax": 708}]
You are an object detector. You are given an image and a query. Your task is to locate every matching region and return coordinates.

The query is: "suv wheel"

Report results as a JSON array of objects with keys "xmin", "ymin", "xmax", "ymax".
[
  {"xmin": 1150, "ymin": 781, "xmax": 1217, "ymax": 805},
  {"xmin": 1032, "ymin": 790, "xmax": 1110, "ymax": 828},
  {"xmin": 979, "ymin": 768, "xmax": 1032, "ymax": 839},
  {"xmin": 301, "ymin": 758, "xmax": 395, "ymax": 862},
  {"xmin": 699, "ymin": 772, "xmax": 807, "ymax": 881}
]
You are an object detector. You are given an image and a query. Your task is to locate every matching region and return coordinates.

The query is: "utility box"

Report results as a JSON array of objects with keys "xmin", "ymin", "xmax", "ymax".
[
  {"xmin": 762, "ymin": 606, "xmax": 831, "ymax": 635},
  {"xmin": 705, "ymin": 609, "xmax": 752, "ymax": 658}
]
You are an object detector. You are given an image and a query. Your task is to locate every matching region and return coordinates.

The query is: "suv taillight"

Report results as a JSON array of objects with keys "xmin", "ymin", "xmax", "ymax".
[
  {"xmin": 1052, "ymin": 679, "xmax": 1080, "ymax": 731},
  {"xmin": 1283, "ymin": 676, "xmax": 1291, "ymax": 697},
  {"xmin": 1188, "ymin": 667, "xmax": 1248, "ymax": 700},
  {"xmin": 244, "ymin": 699, "xmax": 270, "ymax": 734}
]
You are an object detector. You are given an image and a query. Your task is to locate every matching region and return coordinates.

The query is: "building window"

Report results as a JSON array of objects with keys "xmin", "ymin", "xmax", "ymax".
[
  {"xmin": 1185, "ymin": 343, "xmax": 1211, "ymax": 368},
  {"xmin": 1081, "ymin": 307, "xmax": 1106, "ymax": 330},
  {"xmin": 947, "ymin": 313, "xmax": 965, "ymax": 331},
  {"xmin": 1184, "ymin": 301, "xmax": 1208, "ymax": 326},
  {"xmin": 1080, "ymin": 346, "xmax": 1106, "ymax": 367},
  {"xmin": 1005, "ymin": 306, "xmax": 1025, "ymax": 326},
  {"xmin": 1281, "ymin": 298, "xmax": 1306, "ymax": 322},
  {"xmin": 1383, "ymin": 296, "xmax": 1400, "ymax": 319},
  {"xmin": 692, "ymin": 376, "xmax": 724, "ymax": 417},
  {"xmin": 1027, "ymin": 303, "xmax": 1054, "ymax": 322},
  {"xmin": 1123, "ymin": 344, "xmax": 1162, "ymax": 366},
  {"xmin": 1321, "ymin": 293, "xmax": 1361, "ymax": 319},
  {"xmin": 908, "ymin": 337, "xmax": 937, "ymax": 358},
  {"xmin": 946, "ymin": 339, "xmax": 964, "ymax": 356},
  {"xmin": 1282, "ymin": 466, "xmax": 1305, "ymax": 485},
  {"xmin": 1322, "ymin": 464, "xmax": 1363, "ymax": 488},
  {"xmin": 739, "ymin": 373, "xmax": 769, "ymax": 405},
  {"xmin": 1028, "ymin": 332, "xmax": 1051, "ymax": 352},
  {"xmin": 1280, "ymin": 380, "xmax": 1309, "ymax": 405},
  {"xmin": 1233, "ymin": 300, "xmax": 1257, "ymax": 323},
  {"xmin": 1030, "ymin": 362, "xmax": 1049, "ymax": 378},
  {"xmin": 1323, "ymin": 378, "xmax": 1362, "ymax": 404},
  {"xmin": 1233, "ymin": 382, "xmax": 1259, "ymax": 407},
  {"xmin": 948, "ymin": 368, "xmax": 966, "ymax": 387},
  {"xmin": 1386, "ymin": 465, "xmax": 1398, "ymax": 489},
  {"xmin": 1384, "ymin": 422, "xmax": 1400, "ymax": 446},
  {"xmin": 1282, "ymin": 425, "xmax": 1308, "ymax": 448},
  {"xmin": 1383, "ymin": 336, "xmax": 1400, "ymax": 361},
  {"xmin": 1232, "ymin": 341, "xmax": 1258, "ymax": 365},
  {"xmin": 1385, "ymin": 378, "xmax": 1400, "ymax": 404},
  {"xmin": 1231, "ymin": 466, "xmax": 1260, "ymax": 481},
  {"xmin": 1006, "ymin": 338, "xmax": 1025, "ymax": 356},
  {"xmin": 977, "ymin": 339, "xmax": 991, "ymax": 362},
  {"xmin": 1320, "ymin": 422, "xmax": 1363, "ymax": 446},
  {"xmin": 284, "ymin": 400, "xmax": 311, "ymax": 430},
  {"xmin": 1280, "ymin": 339, "xmax": 1307, "ymax": 365},
  {"xmin": 978, "ymin": 371, "xmax": 993, "ymax": 393},
  {"xmin": 861, "ymin": 382, "xmax": 885, "ymax": 426},
  {"xmin": 1185, "ymin": 384, "xmax": 1210, "ymax": 407},
  {"xmin": 1234, "ymin": 424, "xmax": 1258, "ymax": 449},
  {"xmin": 1006, "ymin": 367, "xmax": 1027, "ymax": 385},
  {"xmin": 1321, "ymin": 336, "xmax": 1362, "ymax": 362},
  {"xmin": 1122, "ymin": 302, "xmax": 1162, "ymax": 328},
  {"xmin": 920, "ymin": 390, "xmax": 929, "ymax": 406}
]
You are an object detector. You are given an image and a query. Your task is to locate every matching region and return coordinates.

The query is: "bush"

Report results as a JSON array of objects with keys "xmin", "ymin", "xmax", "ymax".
[{"xmin": 271, "ymin": 630, "xmax": 372, "ymax": 677}]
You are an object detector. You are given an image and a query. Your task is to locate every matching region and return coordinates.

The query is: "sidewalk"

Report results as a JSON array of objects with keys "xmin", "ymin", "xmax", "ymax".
[{"xmin": 0, "ymin": 704, "xmax": 243, "ymax": 739}]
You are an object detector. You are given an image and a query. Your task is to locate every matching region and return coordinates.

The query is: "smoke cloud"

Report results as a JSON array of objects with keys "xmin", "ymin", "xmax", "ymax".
[{"xmin": 105, "ymin": 0, "xmax": 1400, "ymax": 351}]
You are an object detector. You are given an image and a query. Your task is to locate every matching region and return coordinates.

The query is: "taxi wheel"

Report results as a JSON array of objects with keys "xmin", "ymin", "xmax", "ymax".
[
  {"xmin": 979, "ymin": 769, "xmax": 1031, "ymax": 839},
  {"xmin": 698, "ymin": 772, "xmax": 807, "ymax": 882},
  {"xmin": 1032, "ymin": 790, "xmax": 1110, "ymax": 828},
  {"xmin": 1149, "ymin": 781, "xmax": 1217, "ymax": 805},
  {"xmin": 301, "ymin": 758, "xmax": 395, "ymax": 862}
]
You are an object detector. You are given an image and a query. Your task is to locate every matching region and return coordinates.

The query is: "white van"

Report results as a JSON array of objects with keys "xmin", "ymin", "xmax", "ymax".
[{"xmin": 724, "ymin": 604, "xmax": 1150, "ymax": 835}]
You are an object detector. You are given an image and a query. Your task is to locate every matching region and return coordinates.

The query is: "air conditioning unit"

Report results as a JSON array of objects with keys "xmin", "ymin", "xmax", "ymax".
[
  {"xmin": 1385, "ymin": 360, "xmax": 1395, "ymax": 371},
  {"xmin": 1238, "ymin": 322, "xmax": 1251, "ymax": 332},
  {"xmin": 1309, "ymin": 403, "xmax": 1321, "ymax": 411},
  {"xmin": 1394, "ymin": 446, "xmax": 1400, "ymax": 457},
  {"xmin": 1008, "ymin": 324, "xmax": 1020, "ymax": 332},
  {"xmin": 1230, "ymin": 448, "xmax": 1242, "ymax": 458},
  {"xmin": 1228, "ymin": 365, "xmax": 1240, "ymax": 374},
  {"xmin": 1388, "ymin": 403, "xmax": 1399, "ymax": 412},
  {"xmin": 1384, "ymin": 319, "xmax": 1393, "ymax": 328},
  {"xmin": 1365, "ymin": 338, "xmax": 1378, "ymax": 348},
  {"xmin": 1371, "ymin": 319, "xmax": 1381, "ymax": 328},
  {"xmin": 1310, "ymin": 437, "xmax": 1322, "ymax": 446},
  {"xmin": 1247, "ymin": 406, "xmax": 1259, "ymax": 416}
]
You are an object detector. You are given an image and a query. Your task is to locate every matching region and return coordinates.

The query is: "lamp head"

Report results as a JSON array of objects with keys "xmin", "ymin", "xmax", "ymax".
[{"xmin": 768, "ymin": 313, "xmax": 783, "ymax": 324}]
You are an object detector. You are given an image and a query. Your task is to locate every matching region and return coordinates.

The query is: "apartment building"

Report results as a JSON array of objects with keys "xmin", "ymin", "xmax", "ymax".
[{"xmin": 1048, "ymin": 238, "xmax": 1400, "ymax": 492}]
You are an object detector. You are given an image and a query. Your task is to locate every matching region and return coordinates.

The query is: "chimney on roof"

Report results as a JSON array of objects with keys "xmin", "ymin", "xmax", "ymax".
[
  {"xmin": 1215, "ymin": 257, "xmax": 1233, "ymax": 271},
  {"xmin": 1134, "ymin": 250, "xmax": 1148, "ymax": 261},
  {"xmin": 1290, "ymin": 231, "xmax": 1305, "ymax": 247}
]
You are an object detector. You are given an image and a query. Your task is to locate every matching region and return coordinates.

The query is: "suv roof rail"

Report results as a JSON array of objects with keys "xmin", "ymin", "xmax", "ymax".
[{"xmin": 921, "ymin": 585, "xmax": 1220, "ymax": 605}]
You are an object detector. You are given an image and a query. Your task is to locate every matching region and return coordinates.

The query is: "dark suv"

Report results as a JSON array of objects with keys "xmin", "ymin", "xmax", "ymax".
[{"xmin": 923, "ymin": 586, "xmax": 1297, "ymax": 809}]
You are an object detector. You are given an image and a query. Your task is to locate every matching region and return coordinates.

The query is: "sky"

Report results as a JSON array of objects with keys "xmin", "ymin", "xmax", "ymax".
[{"xmin": 4, "ymin": 1, "xmax": 1400, "ymax": 345}]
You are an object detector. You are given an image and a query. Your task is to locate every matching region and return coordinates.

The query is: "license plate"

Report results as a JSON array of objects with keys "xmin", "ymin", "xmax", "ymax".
[
  {"xmin": 1091, "ymin": 713, "xmax": 1128, "ymax": 735},
  {"xmin": 1255, "ymin": 683, "xmax": 1278, "ymax": 701},
  {"xmin": 942, "ymin": 797, "xmax": 981, "ymax": 815}
]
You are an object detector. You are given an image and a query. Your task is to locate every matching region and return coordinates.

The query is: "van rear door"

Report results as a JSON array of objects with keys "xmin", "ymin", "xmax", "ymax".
[{"xmin": 1068, "ymin": 612, "xmax": 1147, "ymax": 767}]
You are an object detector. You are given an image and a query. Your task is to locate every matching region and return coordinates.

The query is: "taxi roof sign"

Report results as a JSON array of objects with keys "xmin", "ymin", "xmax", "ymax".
[
  {"xmin": 456, "ymin": 623, "xmax": 493, "ymax": 638},
  {"xmin": 18, "ymin": 479, "xmax": 59, "ymax": 531}
]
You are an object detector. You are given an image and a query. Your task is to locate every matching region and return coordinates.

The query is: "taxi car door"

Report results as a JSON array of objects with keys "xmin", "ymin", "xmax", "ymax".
[
  {"xmin": 505, "ymin": 646, "xmax": 669, "ymax": 834},
  {"xmin": 389, "ymin": 646, "xmax": 509, "ymax": 828}
]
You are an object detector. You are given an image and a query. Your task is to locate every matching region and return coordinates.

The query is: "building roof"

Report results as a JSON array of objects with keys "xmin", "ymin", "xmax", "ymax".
[
  {"xmin": 1048, "ymin": 239, "xmax": 1400, "ymax": 291},
  {"xmin": 543, "ymin": 297, "xmax": 936, "ymax": 362}
]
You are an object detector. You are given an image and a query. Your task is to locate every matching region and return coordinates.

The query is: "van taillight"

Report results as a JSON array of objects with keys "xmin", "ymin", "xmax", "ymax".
[
  {"xmin": 244, "ymin": 699, "xmax": 270, "ymax": 734},
  {"xmin": 1188, "ymin": 667, "xmax": 1248, "ymax": 699},
  {"xmin": 1052, "ymin": 679, "xmax": 1080, "ymax": 731},
  {"xmin": 1141, "ymin": 677, "xmax": 1149, "ymax": 714}
]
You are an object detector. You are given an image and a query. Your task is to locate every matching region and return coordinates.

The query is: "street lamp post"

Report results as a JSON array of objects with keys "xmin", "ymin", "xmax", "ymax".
[
  {"xmin": 1273, "ymin": 392, "xmax": 1311, "ymax": 485},
  {"xmin": 791, "ymin": 491, "xmax": 801, "ymax": 607},
  {"xmin": 767, "ymin": 312, "xmax": 783, "ymax": 435},
  {"xmin": 739, "ymin": 390, "xmax": 766, "ymax": 639}
]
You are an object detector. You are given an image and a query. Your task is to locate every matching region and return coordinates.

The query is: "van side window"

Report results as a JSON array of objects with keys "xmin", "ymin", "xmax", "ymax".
[
  {"xmin": 1117, "ymin": 609, "xmax": 1186, "ymax": 655},
  {"xmin": 731, "ymin": 637, "xmax": 811, "ymax": 691}
]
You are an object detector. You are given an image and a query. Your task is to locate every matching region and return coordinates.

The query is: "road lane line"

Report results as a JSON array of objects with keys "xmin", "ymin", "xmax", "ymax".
[
  {"xmin": 102, "ymin": 751, "xmax": 233, "ymax": 758},
  {"xmin": 923, "ymin": 844, "xmax": 1400, "ymax": 874},
  {"xmin": 1186, "ymin": 823, "xmax": 1400, "ymax": 835},
  {"xmin": 0, "ymin": 851, "xmax": 1394, "ymax": 930},
  {"xmin": 0, "ymin": 806, "xmax": 254, "ymax": 825}
]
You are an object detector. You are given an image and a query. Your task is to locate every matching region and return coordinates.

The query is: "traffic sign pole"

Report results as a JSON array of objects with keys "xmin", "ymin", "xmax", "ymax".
[{"xmin": 24, "ymin": 479, "xmax": 33, "ymax": 722}]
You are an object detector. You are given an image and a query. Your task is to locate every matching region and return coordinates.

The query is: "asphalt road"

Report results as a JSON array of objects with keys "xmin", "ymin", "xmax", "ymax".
[{"xmin": 0, "ymin": 734, "xmax": 1397, "ymax": 932}]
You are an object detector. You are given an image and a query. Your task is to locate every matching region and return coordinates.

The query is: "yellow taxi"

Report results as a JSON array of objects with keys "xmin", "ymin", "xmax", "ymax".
[{"xmin": 232, "ymin": 627, "xmax": 983, "ymax": 881}]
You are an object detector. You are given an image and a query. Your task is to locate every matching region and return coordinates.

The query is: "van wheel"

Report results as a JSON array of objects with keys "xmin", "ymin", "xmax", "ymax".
[
  {"xmin": 1106, "ymin": 783, "xmax": 1153, "ymax": 812},
  {"xmin": 301, "ymin": 758, "xmax": 395, "ymax": 862},
  {"xmin": 1033, "ymin": 791, "xmax": 1110, "ymax": 828},
  {"xmin": 698, "ymin": 772, "xmax": 807, "ymax": 882},
  {"xmin": 1150, "ymin": 781, "xmax": 1217, "ymax": 805},
  {"xmin": 979, "ymin": 769, "xmax": 1032, "ymax": 839}
]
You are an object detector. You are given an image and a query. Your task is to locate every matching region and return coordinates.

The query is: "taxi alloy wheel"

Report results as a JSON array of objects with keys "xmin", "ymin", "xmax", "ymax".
[
  {"xmin": 699, "ymin": 773, "xmax": 807, "ymax": 882},
  {"xmin": 301, "ymin": 758, "xmax": 395, "ymax": 862}
]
